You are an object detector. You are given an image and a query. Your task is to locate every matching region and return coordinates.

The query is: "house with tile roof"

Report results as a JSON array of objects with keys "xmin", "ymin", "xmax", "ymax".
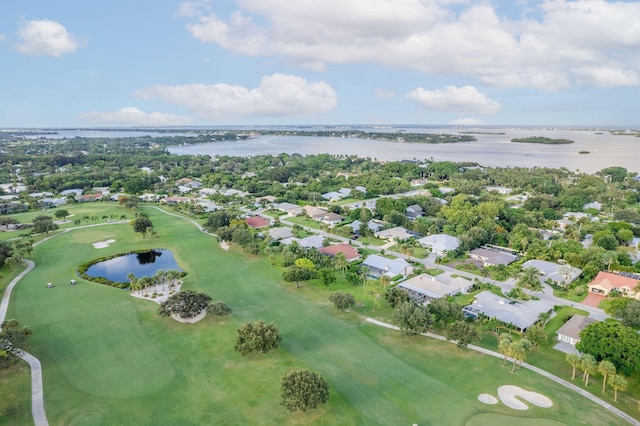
[
  {"xmin": 318, "ymin": 243, "xmax": 361, "ymax": 262},
  {"xmin": 588, "ymin": 271, "xmax": 639, "ymax": 299}
]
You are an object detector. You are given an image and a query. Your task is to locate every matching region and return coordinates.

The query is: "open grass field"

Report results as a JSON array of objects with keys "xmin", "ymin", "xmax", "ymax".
[{"xmin": 2, "ymin": 205, "xmax": 633, "ymax": 425}]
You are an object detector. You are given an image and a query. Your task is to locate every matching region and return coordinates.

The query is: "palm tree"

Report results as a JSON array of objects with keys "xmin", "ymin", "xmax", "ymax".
[
  {"xmin": 379, "ymin": 274, "xmax": 391, "ymax": 288},
  {"xmin": 155, "ymin": 269, "xmax": 166, "ymax": 292},
  {"xmin": 498, "ymin": 334, "xmax": 513, "ymax": 366},
  {"xmin": 333, "ymin": 253, "xmax": 348, "ymax": 276},
  {"xmin": 608, "ymin": 374, "xmax": 628, "ymax": 402},
  {"xmin": 598, "ymin": 360, "xmax": 616, "ymax": 393},
  {"xmin": 566, "ymin": 353, "xmax": 582, "ymax": 380},
  {"xmin": 517, "ymin": 266, "xmax": 542, "ymax": 291},
  {"xmin": 126, "ymin": 273, "xmax": 137, "ymax": 293},
  {"xmin": 537, "ymin": 311, "xmax": 551, "ymax": 326},
  {"xmin": 581, "ymin": 353, "xmax": 598, "ymax": 386}
]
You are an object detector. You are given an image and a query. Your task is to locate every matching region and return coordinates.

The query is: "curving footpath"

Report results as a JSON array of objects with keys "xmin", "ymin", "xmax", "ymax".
[
  {"xmin": 0, "ymin": 260, "xmax": 49, "ymax": 426},
  {"xmin": 366, "ymin": 318, "xmax": 639, "ymax": 426}
]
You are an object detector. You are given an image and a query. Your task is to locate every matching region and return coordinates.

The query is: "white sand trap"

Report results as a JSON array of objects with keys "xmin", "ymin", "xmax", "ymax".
[
  {"xmin": 497, "ymin": 385, "xmax": 553, "ymax": 410},
  {"xmin": 220, "ymin": 241, "xmax": 230, "ymax": 251},
  {"xmin": 92, "ymin": 239, "xmax": 115, "ymax": 249},
  {"xmin": 130, "ymin": 282, "xmax": 183, "ymax": 304},
  {"xmin": 478, "ymin": 394, "xmax": 498, "ymax": 405},
  {"xmin": 172, "ymin": 309, "xmax": 206, "ymax": 324}
]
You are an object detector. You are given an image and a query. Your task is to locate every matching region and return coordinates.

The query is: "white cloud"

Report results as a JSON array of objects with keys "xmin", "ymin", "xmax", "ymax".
[
  {"xmin": 450, "ymin": 117, "xmax": 486, "ymax": 126},
  {"xmin": 407, "ymin": 85, "xmax": 500, "ymax": 115},
  {"xmin": 572, "ymin": 66, "xmax": 640, "ymax": 88},
  {"xmin": 134, "ymin": 73, "xmax": 337, "ymax": 119},
  {"xmin": 76, "ymin": 107, "xmax": 193, "ymax": 126},
  {"xmin": 0, "ymin": 34, "xmax": 6, "ymax": 41},
  {"xmin": 180, "ymin": 0, "xmax": 640, "ymax": 89},
  {"xmin": 15, "ymin": 19, "xmax": 86, "ymax": 57}
]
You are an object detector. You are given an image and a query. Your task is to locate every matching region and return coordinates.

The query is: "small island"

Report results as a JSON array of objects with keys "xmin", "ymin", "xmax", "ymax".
[{"xmin": 511, "ymin": 136, "xmax": 575, "ymax": 144}]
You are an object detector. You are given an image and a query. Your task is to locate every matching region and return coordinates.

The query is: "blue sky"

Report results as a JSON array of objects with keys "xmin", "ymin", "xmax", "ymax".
[{"xmin": 1, "ymin": 0, "xmax": 639, "ymax": 127}]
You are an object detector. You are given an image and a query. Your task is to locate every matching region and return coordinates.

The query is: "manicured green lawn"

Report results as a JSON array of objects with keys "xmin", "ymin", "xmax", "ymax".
[{"xmin": 3, "ymin": 206, "xmax": 631, "ymax": 425}]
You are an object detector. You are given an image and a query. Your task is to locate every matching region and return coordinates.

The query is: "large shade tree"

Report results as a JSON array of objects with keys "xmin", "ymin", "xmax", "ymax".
[
  {"xmin": 132, "ymin": 216, "xmax": 153, "ymax": 239},
  {"xmin": 158, "ymin": 291, "xmax": 211, "ymax": 319},
  {"xmin": 576, "ymin": 321, "xmax": 640, "ymax": 373},
  {"xmin": 280, "ymin": 369, "xmax": 329, "ymax": 413},
  {"xmin": 234, "ymin": 321, "xmax": 282, "ymax": 355}
]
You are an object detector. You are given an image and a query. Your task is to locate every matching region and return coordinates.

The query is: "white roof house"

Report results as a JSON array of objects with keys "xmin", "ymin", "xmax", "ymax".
[
  {"xmin": 463, "ymin": 291, "xmax": 554, "ymax": 331},
  {"xmin": 417, "ymin": 234, "xmax": 460, "ymax": 256},
  {"xmin": 521, "ymin": 260, "xmax": 582, "ymax": 286},
  {"xmin": 398, "ymin": 274, "xmax": 470, "ymax": 303},
  {"xmin": 375, "ymin": 226, "xmax": 415, "ymax": 241},
  {"xmin": 362, "ymin": 254, "xmax": 413, "ymax": 278}
]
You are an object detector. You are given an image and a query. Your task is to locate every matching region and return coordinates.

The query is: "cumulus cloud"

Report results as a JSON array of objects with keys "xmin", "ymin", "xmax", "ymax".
[
  {"xmin": 407, "ymin": 85, "xmax": 500, "ymax": 115},
  {"xmin": 15, "ymin": 19, "xmax": 86, "ymax": 57},
  {"xmin": 76, "ymin": 107, "xmax": 193, "ymax": 126},
  {"xmin": 180, "ymin": 0, "xmax": 640, "ymax": 89},
  {"xmin": 134, "ymin": 73, "xmax": 337, "ymax": 119}
]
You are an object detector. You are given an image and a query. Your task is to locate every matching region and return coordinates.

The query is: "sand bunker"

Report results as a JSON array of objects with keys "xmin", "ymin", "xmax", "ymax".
[
  {"xmin": 497, "ymin": 385, "xmax": 553, "ymax": 410},
  {"xmin": 478, "ymin": 394, "xmax": 498, "ymax": 405},
  {"xmin": 92, "ymin": 239, "xmax": 115, "ymax": 249},
  {"xmin": 220, "ymin": 241, "xmax": 230, "ymax": 251}
]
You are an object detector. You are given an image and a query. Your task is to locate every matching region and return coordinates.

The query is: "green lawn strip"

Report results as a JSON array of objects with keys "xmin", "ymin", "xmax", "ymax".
[
  {"xmin": 0, "ymin": 363, "xmax": 31, "ymax": 423},
  {"xmin": 6, "ymin": 206, "xmax": 633, "ymax": 425}
]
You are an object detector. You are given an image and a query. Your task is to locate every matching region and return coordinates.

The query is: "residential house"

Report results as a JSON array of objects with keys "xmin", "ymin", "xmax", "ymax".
[
  {"xmin": 272, "ymin": 202, "xmax": 304, "ymax": 217},
  {"xmin": 268, "ymin": 227, "xmax": 294, "ymax": 241},
  {"xmin": 556, "ymin": 219, "xmax": 574, "ymax": 230},
  {"xmin": 588, "ymin": 271, "xmax": 639, "ymax": 299},
  {"xmin": 29, "ymin": 192, "xmax": 54, "ymax": 198},
  {"xmin": 60, "ymin": 189, "xmax": 83, "ymax": 197},
  {"xmin": 0, "ymin": 201, "xmax": 28, "ymax": 214},
  {"xmin": 304, "ymin": 205, "xmax": 328, "ymax": 219},
  {"xmin": 162, "ymin": 196, "xmax": 191, "ymax": 205},
  {"xmin": 39, "ymin": 197, "xmax": 67, "ymax": 208},
  {"xmin": 246, "ymin": 216, "xmax": 270, "ymax": 229},
  {"xmin": 319, "ymin": 212, "xmax": 345, "ymax": 226},
  {"xmin": 521, "ymin": 259, "xmax": 582, "ymax": 286},
  {"xmin": 348, "ymin": 220, "xmax": 384, "ymax": 235},
  {"xmin": 556, "ymin": 315, "xmax": 596, "ymax": 346},
  {"xmin": 398, "ymin": 274, "xmax": 470, "ymax": 303},
  {"xmin": 198, "ymin": 188, "xmax": 217, "ymax": 197},
  {"xmin": 375, "ymin": 226, "xmax": 415, "ymax": 241},
  {"xmin": 583, "ymin": 201, "xmax": 602, "ymax": 211},
  {"xmin": 405, "ymin": 204, "xmax": 424, "ymax": 221},
  {"xmin": 280, "ymin": 235, "xmax": 325, "ymax": 249},
  {"xmin": 77, "ymin": 193, "xmax": 104, "ymax": 203},
  {"xmin": 223, "ymin": 189, "xmax": 245, "ymax": 197},
  {"xmin": 462, "ymin": 291, "xmax": 554, "ymax": 332},
  {"xmin": 361, "ymin": 254, "xmax": 413, "ymax": 278},
  {"xmin": 485, "ymin": 186, "xmax": 513, "ymax": 195},
  {"xmin": 321, "ymin": 191, "xmax": 344, "ymax": 202},
  {"xmin": 563, "ymin": 212, "xmax": 589, "ymax": 221},
  {"xmin": 318, "ymin": 243, "xmax": 361, "ymax": 262},
  {"xmin": 417, "ymin": 234, "xmax": 460, "ymax": 256},
  {"xmin": 469, "ymin": 247, "xmax": 519, "ymax": 267}
]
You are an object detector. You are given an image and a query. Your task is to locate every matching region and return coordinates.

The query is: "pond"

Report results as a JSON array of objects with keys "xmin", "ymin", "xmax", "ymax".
[{"xmin": 85, "ymin": 249, "xmax": 183, "ymax": 283}]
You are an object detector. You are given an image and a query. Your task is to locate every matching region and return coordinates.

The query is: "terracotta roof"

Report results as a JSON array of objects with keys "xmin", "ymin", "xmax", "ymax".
[
  {"xmin": 246, "ymin": 216, "xmax": 269, "ymax": 228},
  {"xmin": 590, "ymin": 271, "xmax": 639, "ymax": 292},
  {"xmin": 318, "ymin": 243, "xmax": 360, "ymax": 260}
]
